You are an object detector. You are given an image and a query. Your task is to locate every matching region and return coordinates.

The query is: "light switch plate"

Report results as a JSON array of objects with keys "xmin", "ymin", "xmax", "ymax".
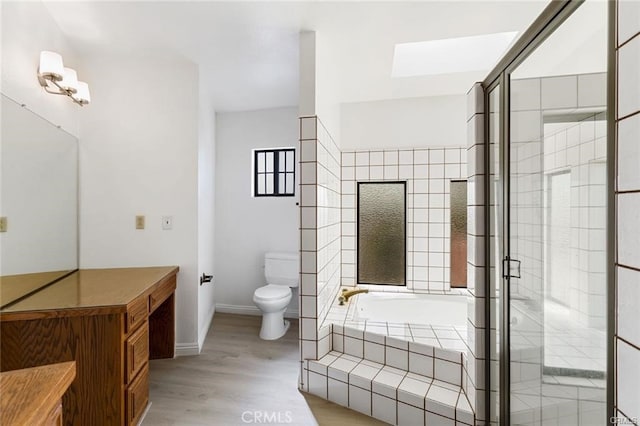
[
  {"xmin": 0, "ymin": 217, "xmax": 7, "ymax": 232},
  {"xmin": 135, "ymin": 215, "xmax": 145, "ymax": 230}
]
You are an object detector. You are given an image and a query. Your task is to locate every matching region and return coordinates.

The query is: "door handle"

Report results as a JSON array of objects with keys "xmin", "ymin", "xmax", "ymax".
[{"xmin": 502, "ymin": 257, "xmax": 521, "ymax": 279}]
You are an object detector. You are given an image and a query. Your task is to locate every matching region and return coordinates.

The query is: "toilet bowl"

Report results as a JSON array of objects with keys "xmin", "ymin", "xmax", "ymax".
[{"xmin": 253, "ymin": 252, "xmax": 299, "ymax": 340}]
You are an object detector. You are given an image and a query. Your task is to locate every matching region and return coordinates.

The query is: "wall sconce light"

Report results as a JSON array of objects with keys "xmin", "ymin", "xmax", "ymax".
[{"xmin": 37, "ymin": 51, "xmax": 90, "ymax": 106}]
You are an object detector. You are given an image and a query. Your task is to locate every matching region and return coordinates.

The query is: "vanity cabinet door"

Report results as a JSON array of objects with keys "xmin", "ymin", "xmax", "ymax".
[
  {"xmin": 126, "ymin": 296, "xmax": 148, "ymax": 333},
  {"xmin": 126, "ymin": 321, "xmax": 149, "ymax": 384},
  {"xmin": 126, "ymin": 364, "xmax": 149, "ymax": 425}
]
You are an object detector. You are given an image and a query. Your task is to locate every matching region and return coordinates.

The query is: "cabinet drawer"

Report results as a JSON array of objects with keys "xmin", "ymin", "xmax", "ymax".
[
  {"xmin": 44, "ymin": 402, "xmax": 63, "ymax": 426},
  {"xmin": 126, "ymin": 321, "xmax": 149, "ymax": 384},
  {"xmin": 149, "ymin": 276, "xmax": 176, "ymax": 313},
  {"xmin": 126, "ymin": 296, "xmax": 148, "ymax": 333},
  {"xmin": 126, "ymin": 364, "xmax": 149, "ymax": 426}
]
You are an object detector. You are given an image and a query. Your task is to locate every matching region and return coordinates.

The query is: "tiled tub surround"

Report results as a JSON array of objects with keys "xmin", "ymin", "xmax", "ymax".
[
  {"xmin": 340, "ymin": 147, "xmax": 467, "ymax": 292},
  {"xmin": 302, "ymin": 340, "xmax": 475, "ymax": 425},
  {"xmin": 303, "ymin": 290, "xmax": 477, "ymax": 424},
  {"xmin": 323, "ymin": 290, "xmax": 468, "ymax": 351},
  {"xmin": 299, "ymin": 115, "xmax": 341, "ymax": 362}
]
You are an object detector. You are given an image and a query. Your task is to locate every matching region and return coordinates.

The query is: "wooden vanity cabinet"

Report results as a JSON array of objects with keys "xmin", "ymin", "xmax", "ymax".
[
  {"xmin": 0, "ymin": 361, "xmax": 76, "ymax": 426},
  {"xmin": 0, "ymin": 267, "xmax": 178, "ymax": 425}
]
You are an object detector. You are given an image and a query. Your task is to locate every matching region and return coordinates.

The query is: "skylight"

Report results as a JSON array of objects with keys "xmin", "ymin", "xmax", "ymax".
[{"xmin": 391, "ymin": 31, "xmax": 519, "ymax": 78}]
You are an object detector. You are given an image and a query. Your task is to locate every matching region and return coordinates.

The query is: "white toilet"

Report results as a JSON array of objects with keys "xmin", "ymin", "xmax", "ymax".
[{"xmin": 253, "ymin": 252, "xmax": 299, "ymax": 340}]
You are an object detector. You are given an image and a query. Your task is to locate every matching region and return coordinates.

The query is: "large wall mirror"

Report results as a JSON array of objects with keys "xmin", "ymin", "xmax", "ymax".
[{"xmin": 0, "ymin": 94, "xmax": 79, "ymax": 308}]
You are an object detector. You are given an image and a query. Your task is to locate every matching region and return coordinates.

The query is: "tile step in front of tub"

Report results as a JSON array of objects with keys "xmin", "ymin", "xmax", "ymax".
[
  {"xmin": 333, "ymin": 324, "xmax": 466, "ymax": 388},
  {"xmin": 304, "ymin": 351, "xmax": 474, "ymax": 426}
]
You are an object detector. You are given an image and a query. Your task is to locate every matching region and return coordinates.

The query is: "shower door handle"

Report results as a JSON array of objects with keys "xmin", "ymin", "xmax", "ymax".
[{"xmin": 502, "ymin": 257, "xmax": 521, "ymax": 279}]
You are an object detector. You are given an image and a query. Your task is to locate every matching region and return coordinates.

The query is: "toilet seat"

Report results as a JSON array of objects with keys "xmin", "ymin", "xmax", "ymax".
[{"xmin": 253, "ymin": 285, "xmax": 291, "ymax": 301}]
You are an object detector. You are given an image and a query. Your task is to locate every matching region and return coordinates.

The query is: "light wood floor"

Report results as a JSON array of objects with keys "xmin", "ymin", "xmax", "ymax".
[{"xmin": 143, "ymin": 313, "xmax": 387, "ymax": 425}]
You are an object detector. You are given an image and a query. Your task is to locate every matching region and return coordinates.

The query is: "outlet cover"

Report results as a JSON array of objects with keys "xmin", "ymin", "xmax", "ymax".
[
  {"xmin": 0, "ymin": 217, "xmax": 7, "ymax": 232},
  {"xmin": 162, "ymin": 216, "xmax": 173, "ymax": 230}
]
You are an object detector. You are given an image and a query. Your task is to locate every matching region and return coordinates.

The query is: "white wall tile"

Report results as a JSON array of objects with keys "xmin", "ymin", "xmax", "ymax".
[
  {"xmin": 349, "ymin": 384, "xmax": 372, "ymax": 416},
  {"xmin": 365, "ymin": 341, "xmax": 385, "ymax": 364},
  {"xmin": 619, "ymin": 36, "xmax": 640, "ymax": 118},
  {"xmin": 328, "ymin": 378, "xmax": 348, "ymax": 407},
  {"xmin": 578, "ymin": 73, "xmax": 607, "ymax": 107},
  {"xmin": 617, "ymin": 339, "xmax": 640, "ymax": 421},
  {"xmin": 342, "ymin": 152, "xmax": 355, "ymax": 167},
  {"xmin": 308, "ymin": 371, "xmax": 327, "ymax": 399},
  {"xmin": 467, "ymin": 83, "xmax": 484, "ymax": 121},
  {"xmin": 301, "ymin": 251, "xmax": 317, "ymax": 273},
  {"xmin": 301, "ymin": 117, "xmax": 317, "ymax": 140},
  {"xmin": 370, "ymin": 151, "xmax": 384, "ymax": 166},
  {"xmin": 541, "ymin": 75, "xmax": 578, "ymax": 110},
  {"xmin": 414, "ymin": 149, "xmax": 429, "ymax": 164},
  {"xmin": 372, "ymin": 393, "xmax": 397, "ymax": 425},
  {"xmin": 399, "ymin": 150, "xmax": 414, "ymax": 165},
  {"xmin": 618, "ymin": 193, "xmax": 640, "ymax": 268},
  {"xmin": 618, "ymin": 113, "xmax": 640, "ymax": 191},
  {"xmin": 618, "ymin": 266, "xmax": 640, "ymax": 348},
  {"xmin": 434, "ymin": 359, "xmax": 462, "ymax": 386},
  {"xmin": 426, "ymin": 411, "xmax": 454, "ymax": 426},
  {"xmin": 344, "ymin": 336, "xmax": 364, "ymax": 358},
  {"xmin": 370, "ymin": 166, "xmax": 384, "ymax": 180},
  {"xmin": 398, "ymin": 402, "xmax": 424, "ymax": 426},
  {"xmin": 300, "ymin": 140, "xmax": 316, "ymax": 162},
  {"xmin": 355, "ymin": 166, "xmax": 369, "ymax": 180},
  {"xmin": 511, "ymin": 78, "xmax": 541, "ymax": 111},
  {"xmin": 511, "ymin": 111, "xmax": 541, "ymax": 143},
  {"xmin": 386, "ymin": 346, "xmax": 409, "ymax": 370},
  {"xmin": 372, "ymin": 367, "xmax": 406, "ymax": 398},
  {"xmin": 409, "ymin": 352, "xmax": 433, "ymax": 376},
  {"xmin": 619, "ymin": 0, "xmax": 640, "ymax": 45},
  {"xmin": 384, "ymin": 150, "xmax": 399, "ymax": 165}
]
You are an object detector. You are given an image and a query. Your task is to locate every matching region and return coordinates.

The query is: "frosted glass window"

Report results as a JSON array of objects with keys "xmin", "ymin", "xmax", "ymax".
[
  {"xmin": 254, "ymin": 148, "xmax": 295, "ymax": 197},
  {"xmin": 450, "ymin": 180, "xmax": 468, "ymax": 288},
  {"xmin": 357, "ymin": 182, "xmax": 406, "ymax": 285}
]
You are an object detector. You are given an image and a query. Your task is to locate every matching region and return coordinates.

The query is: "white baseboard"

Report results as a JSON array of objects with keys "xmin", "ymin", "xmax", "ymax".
[
  {"xmin": 137, "ymin": 401, "xmax": 152, "ymax": 426},
  {"xmin": 175, "ymin": 342, "xmax": 200, "ymax": 357},
  {"xmin": 198, "ymin": 306, "xmax": 216, "ymax": 351},
  {"xmin": 215, "ymin": 303, "xmax": 298, "ymax": 319}
]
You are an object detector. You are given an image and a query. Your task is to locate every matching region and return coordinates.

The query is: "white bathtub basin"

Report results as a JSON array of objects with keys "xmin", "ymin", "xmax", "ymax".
[{"xmin": 350, "ymin": 292, "xmax": 468, "ymax": 327}]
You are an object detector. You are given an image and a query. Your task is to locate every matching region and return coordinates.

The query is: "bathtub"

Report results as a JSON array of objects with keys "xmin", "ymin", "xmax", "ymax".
[{"xmin": 349, "ymin": 292, "xmax": 468, "ymax": 327}]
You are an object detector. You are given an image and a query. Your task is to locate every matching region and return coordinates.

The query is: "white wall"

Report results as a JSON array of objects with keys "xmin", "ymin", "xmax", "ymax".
[
  {"xmin": 197, "ymin": 70, "xmax": 216, "ymax": 349},
  {"xmin": 0, "ymin": 1, "xmax": 80, "ymax": 136},
  {"xmin": 340, "ymin": 95, "xmax": 467, "ymax": 151},
  {"xmin": 315, "ymin": 32, "xmax": 342, "ymax": 147},
  {"xmin": 214, "ymin": 107, "xmax": 299, "ymax": 316},
  {"xmin": 78, "ymin": 54, "xmax": 200, "ymax": 350}
]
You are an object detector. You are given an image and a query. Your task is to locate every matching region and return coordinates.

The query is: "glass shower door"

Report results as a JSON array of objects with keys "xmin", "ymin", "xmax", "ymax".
[{"xmin": 506, "ymin": 1, "xmax": 608, "ymax": 424}]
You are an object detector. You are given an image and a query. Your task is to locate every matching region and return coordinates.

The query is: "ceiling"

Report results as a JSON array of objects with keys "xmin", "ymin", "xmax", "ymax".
[{"xmin": 43, "ymin": 1, "xmax": 549, "ymax": 112}]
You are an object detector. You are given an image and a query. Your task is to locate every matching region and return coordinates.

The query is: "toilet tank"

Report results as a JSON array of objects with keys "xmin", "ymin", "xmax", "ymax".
[{"xmin": 265, "ymin": 252, "xmax": 299, "ymax": 287}]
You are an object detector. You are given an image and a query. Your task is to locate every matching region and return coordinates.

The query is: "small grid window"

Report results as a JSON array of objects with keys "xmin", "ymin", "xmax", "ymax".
[{"xmin": 254, "ymin": 148, "xmax": 295, "ymax": 197}]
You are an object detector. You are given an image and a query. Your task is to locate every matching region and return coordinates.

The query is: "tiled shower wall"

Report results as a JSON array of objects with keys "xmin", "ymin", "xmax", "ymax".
[
  {"xmin": 299, "ymin": 115, "xmax": 340, "ymax": 363},
  {"xmin": 510, "ymin": 73, "xmax": 607, "ymax": 315},
  {"xmin": 614, "ymin": 1, "xmax": 640, "ymax": 423},
  {"xmin": 465, "ymin": 83, "xmax": 487, "ymax": 422},
  {"xmin": 340, "ymin": 148, "xmax": 467, "ymax": 291},
  {"xmin": 542, "ymin": 112, "xmax": 607, "ymax": 328}
]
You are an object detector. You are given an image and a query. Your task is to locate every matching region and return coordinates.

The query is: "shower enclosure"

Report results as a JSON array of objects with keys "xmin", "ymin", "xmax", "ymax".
[{"xmin": 484, "ymin": 0, "xmax": 612, "ymax": 424}]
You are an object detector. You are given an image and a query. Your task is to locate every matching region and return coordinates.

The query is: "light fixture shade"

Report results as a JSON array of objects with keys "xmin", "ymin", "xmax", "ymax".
[
  {"xmin": 39, "ymin": 51, "xmax": 64, "ymax": 81},
  {"xmin": 60, "ymin": 67, "xmax": 79, "ymax": 94},
  {"xmin": 75, "ymin": 82, "xmax": 91, "ymax": 105}
]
